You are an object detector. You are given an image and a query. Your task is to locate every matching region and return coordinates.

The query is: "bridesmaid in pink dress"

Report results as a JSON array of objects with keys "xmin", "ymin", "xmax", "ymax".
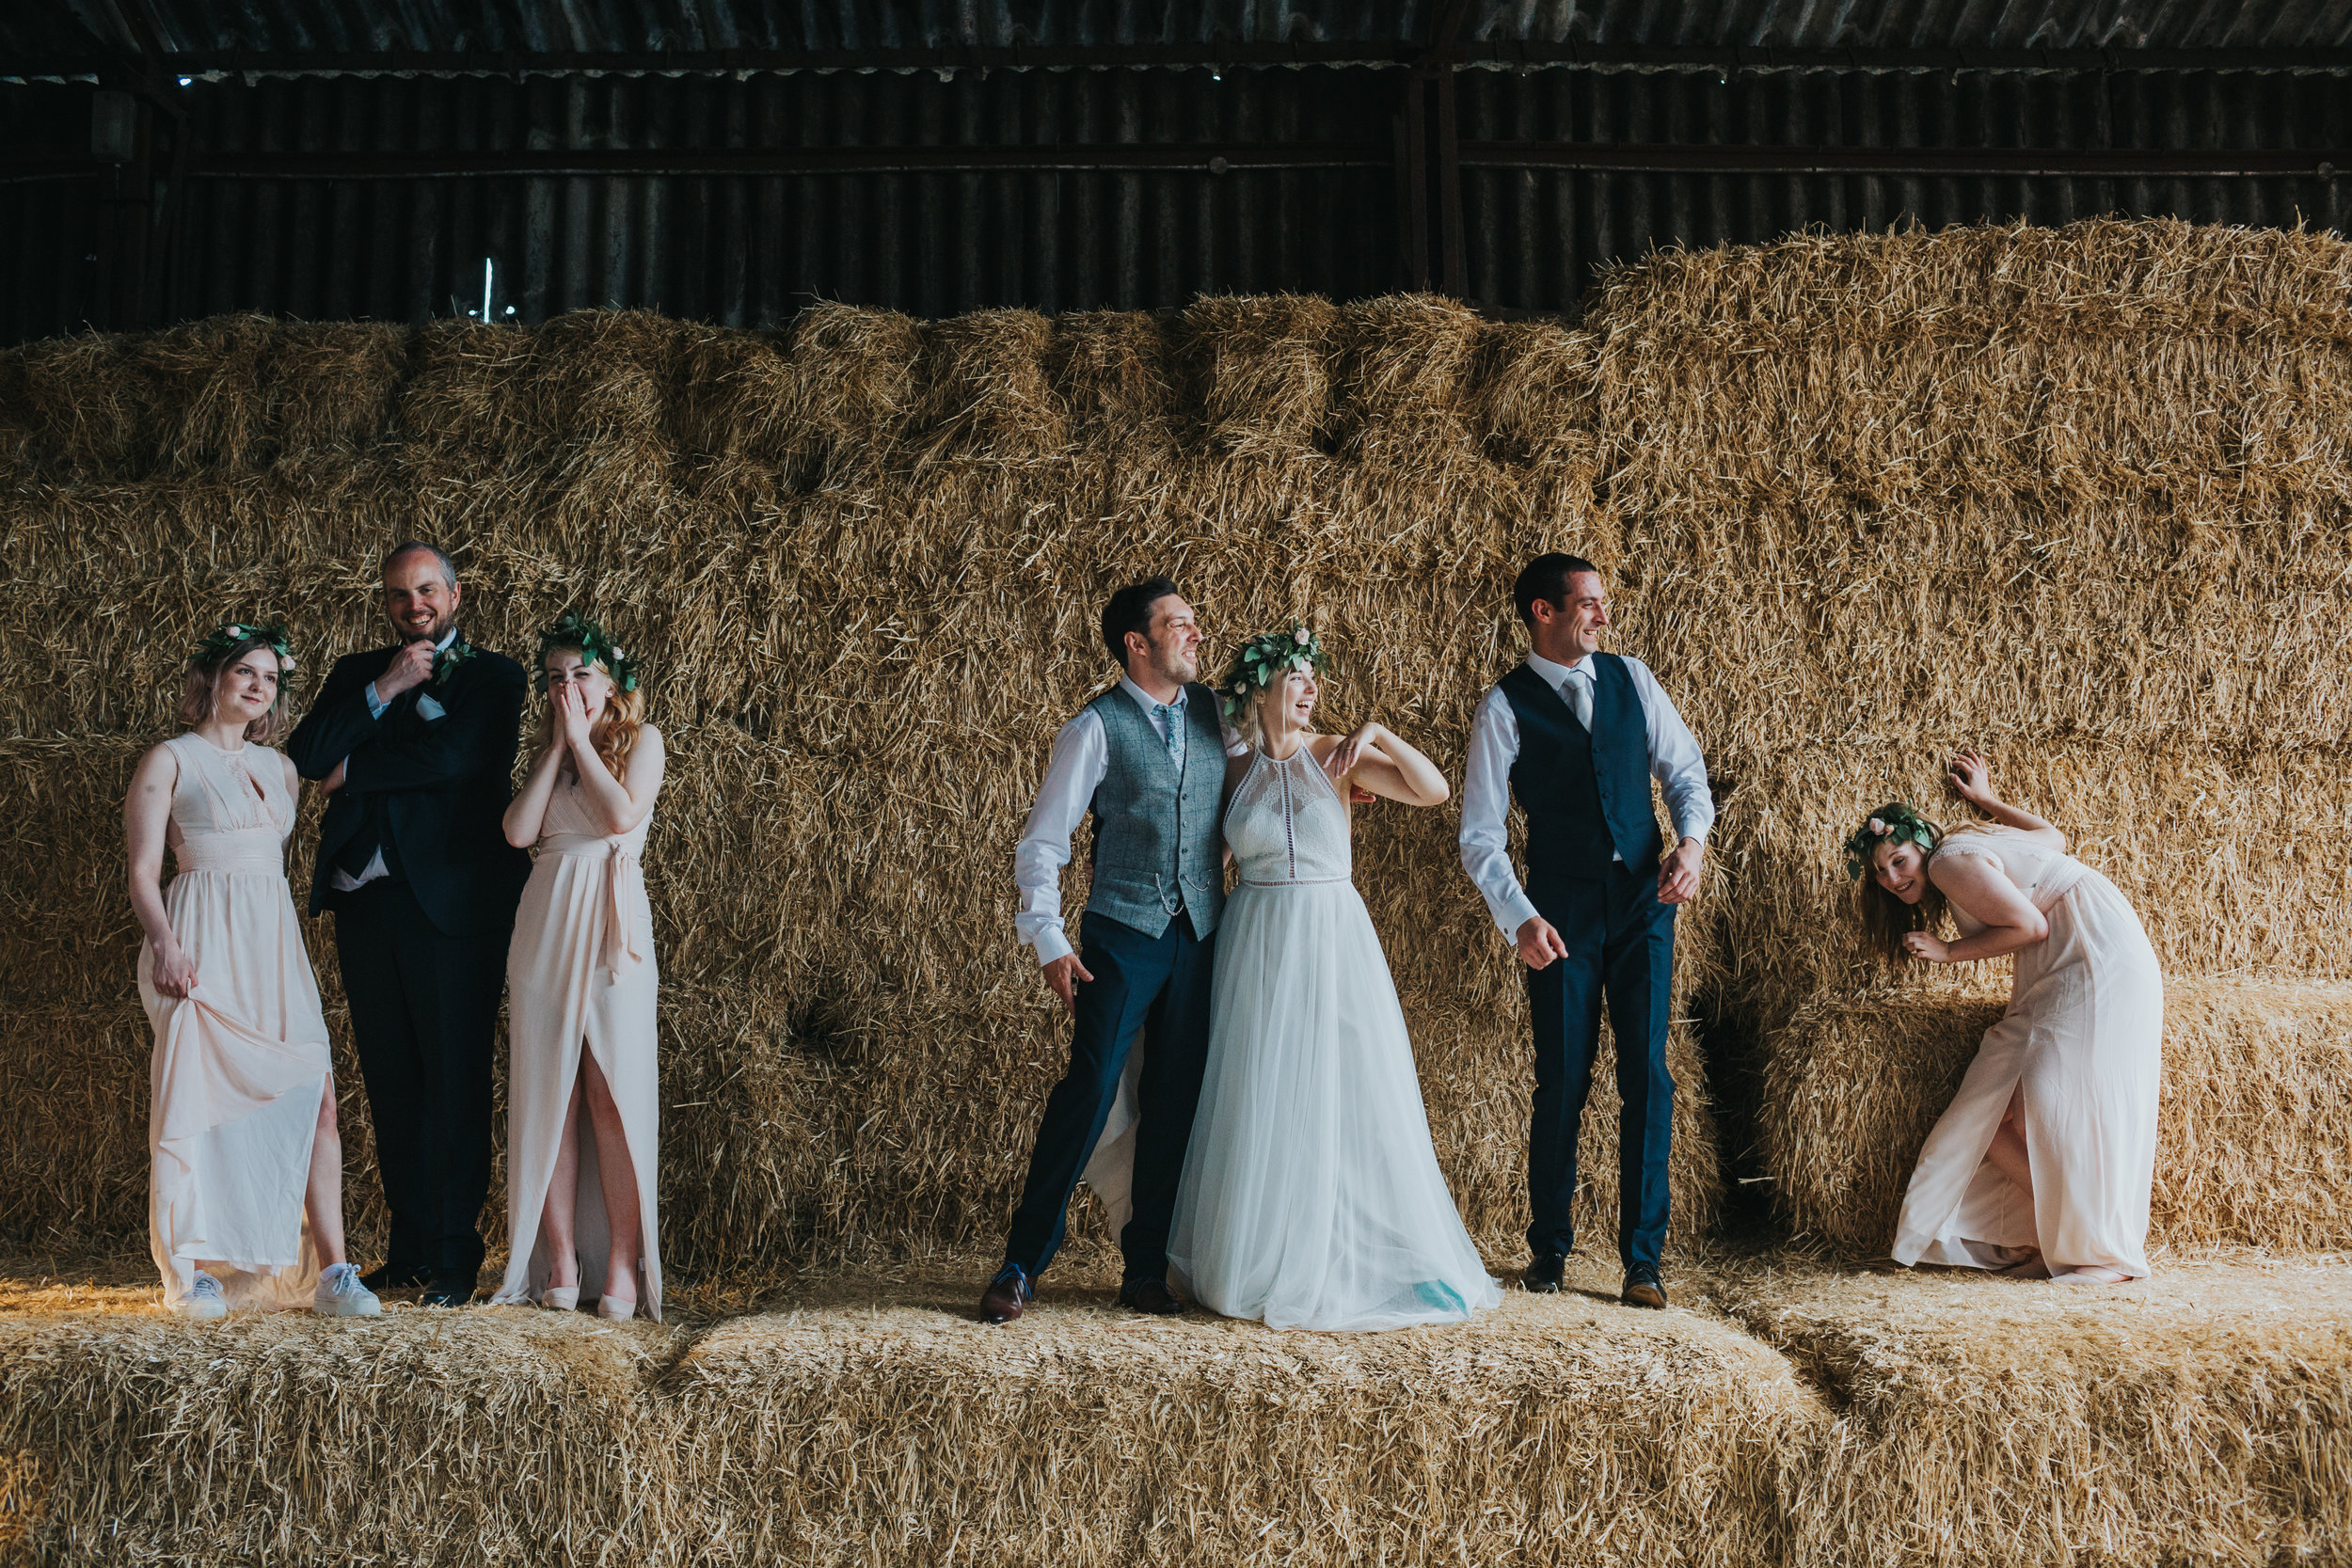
[
  {"xmin": 124, "ymin": 623, "xmax": 380, "ymax": 1320},
  {"xmin": 491, "ymin": 614, "xmax": 667, "ymax": 1322},
  {"xmin": 1851, "ymin": 751, "xmax": 2164, "ymax": 1286}
]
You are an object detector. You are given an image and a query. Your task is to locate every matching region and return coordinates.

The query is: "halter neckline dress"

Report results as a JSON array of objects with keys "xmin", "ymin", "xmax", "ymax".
[
  {"xmin": 1166, "ymin": 743, "xmax": 1501, "ymax": 1330},
  {"xmin": 141, "ymin": 732, "xmax": 333, "ymax": 1311}
]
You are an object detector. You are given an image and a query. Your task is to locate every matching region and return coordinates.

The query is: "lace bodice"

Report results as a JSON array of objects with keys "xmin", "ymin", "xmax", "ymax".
[{"xmin": 1224, "ymin": 745, "xmax": 1351, "ymax": 885}]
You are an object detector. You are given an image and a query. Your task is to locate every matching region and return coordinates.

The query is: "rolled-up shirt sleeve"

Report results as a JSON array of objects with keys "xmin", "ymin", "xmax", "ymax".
[
  {"xmin": 1459, "ymin": 688, "xmax": 1542, "ymax": 941},
  {"xmin": 1013, "ymin": 708, "xmax": 1108, "ymax": 968},
  {"xmin": 1625, "ymin": 657, "xmax": 1714, "ymax": 845}
]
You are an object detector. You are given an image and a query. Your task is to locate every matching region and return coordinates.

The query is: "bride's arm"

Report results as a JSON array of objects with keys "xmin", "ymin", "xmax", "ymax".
[{"xmin": 1315, "ymin": 725, "xmax": 1449, "ymax": 808}]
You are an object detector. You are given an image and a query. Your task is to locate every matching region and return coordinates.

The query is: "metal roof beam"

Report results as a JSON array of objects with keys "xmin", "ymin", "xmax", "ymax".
[{"xmin": 10, "ymin": 40, "xmax": 2352, "ymax": 81}]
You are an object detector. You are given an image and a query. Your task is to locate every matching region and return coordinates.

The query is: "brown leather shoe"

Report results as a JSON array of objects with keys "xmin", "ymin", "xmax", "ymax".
[
  {"xmin": 978, "ymin": 1265, "xmax": 1033, "ymax": 1324},
  {"xmin": 1620, "ymin": 1272, "xmax": 1667, "ymax": 1310},
  {"xmin": 1118, "ymin": 1277, "xmax": 1186, "ymax": 1316}
]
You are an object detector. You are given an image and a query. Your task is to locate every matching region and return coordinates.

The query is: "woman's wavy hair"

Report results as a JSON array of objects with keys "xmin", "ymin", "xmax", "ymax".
[
  {"xmin": 178, "ymin": 631, "xmax": 292, "ymax": 745},
  {"xmin": 532, "ymin": 645, "xmax": 645, "ymax": 780}
]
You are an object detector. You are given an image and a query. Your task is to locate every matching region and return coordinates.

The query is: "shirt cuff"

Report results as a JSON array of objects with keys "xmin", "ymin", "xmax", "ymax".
[
  {"xmin": 1493, "ymin": 890, "xmax": 1543, "ymax": 942},
  {"xmin": 1029, "ymin": 927, "xmax": 1075, "ymax": 967},
  {"xmin": 363, "ymin": 682, "xmax": 388, "ymax": 720}
]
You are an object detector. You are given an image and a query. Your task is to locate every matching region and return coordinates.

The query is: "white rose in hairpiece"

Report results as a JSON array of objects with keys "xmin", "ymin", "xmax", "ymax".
[
  {"xmin": 611, "ymin": 646, "xmax": 626, "ymax": 661},
  {"xmin": 1867, "ymin": 817, "xmax": 1888, "ymax": 836}
]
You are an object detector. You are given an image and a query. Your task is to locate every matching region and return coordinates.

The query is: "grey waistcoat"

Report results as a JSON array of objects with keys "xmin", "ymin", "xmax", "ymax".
[{"xmin": 1085, "ymin": 684, "xmax": 1227, "ymax": 941}]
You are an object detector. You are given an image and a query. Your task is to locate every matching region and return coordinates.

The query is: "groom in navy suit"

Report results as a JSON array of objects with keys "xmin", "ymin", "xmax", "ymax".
[
  {"xmin": 287, "ymin": 541, "xmax": 531, "ymax": 1307},
  {"xmin": 1458, "ymin": 553, "xmax": 1714, "ymax": 1308}
]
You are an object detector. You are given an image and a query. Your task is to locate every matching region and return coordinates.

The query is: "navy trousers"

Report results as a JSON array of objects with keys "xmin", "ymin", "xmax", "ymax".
[
  {"xmin": 1523, "ymin": 863, "xmax": 1677, "ymax": 1275},
  {"xmin": 1003, "ymin": 910, "xmax": 1216, "ymax": 1283}
]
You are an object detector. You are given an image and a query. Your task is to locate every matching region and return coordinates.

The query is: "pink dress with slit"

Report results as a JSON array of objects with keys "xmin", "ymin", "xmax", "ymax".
[{"xmin": 1891, "ymin": 827, "xmax": 2164, "ymax": 1278}]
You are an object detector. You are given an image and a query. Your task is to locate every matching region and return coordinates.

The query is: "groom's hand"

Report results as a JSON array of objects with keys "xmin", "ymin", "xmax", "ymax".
[
  {"xmin": 375, "ymin": 640, "xmax": 437, "ymax": 702},
  {"xmin": 1042, "ymin": 954, "xmax": 1094, "ymax": 1016},
  {"xmin": 1657, "ymin": 838, "xmax": 1705, "ymax": 906},
  {"xmin": 1515, "ymin": 916, "xmax": 1568, "ymax": 970}
]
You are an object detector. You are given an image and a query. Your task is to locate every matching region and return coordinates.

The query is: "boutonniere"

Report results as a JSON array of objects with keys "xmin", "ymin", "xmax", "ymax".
[{"xmin": 433, "ymin": 640, "xmax": 478, "ymax": 687}]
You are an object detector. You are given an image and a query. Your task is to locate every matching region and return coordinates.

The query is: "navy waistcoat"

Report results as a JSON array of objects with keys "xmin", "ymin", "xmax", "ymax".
[{"xmin": 1499, "ymin": 654, "xmax": 1664, "ymax": 883}]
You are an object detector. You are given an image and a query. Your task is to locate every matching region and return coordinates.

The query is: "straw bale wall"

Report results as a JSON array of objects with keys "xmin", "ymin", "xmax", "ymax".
[
  {"xmin": 0, "ymin": 301, "xmax": 1718, "ymax": 1265},
  {"xmin": 7, "ymin": 217, "xmax": 2351, "ymax": 1270},
  {"xmin": 1571, "ymin": 220, "xmax": 2352, "ymax": 1255}
]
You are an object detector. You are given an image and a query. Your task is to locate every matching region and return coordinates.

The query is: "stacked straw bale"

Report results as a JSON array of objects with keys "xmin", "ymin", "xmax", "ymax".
[
  {"xmin": 0, "ymin": 297, "xmax": 1721, "ymax": 1268},
  {"xmin": 1577, "ymin": 219, "xmax": 2352, "ymax": 1257}
]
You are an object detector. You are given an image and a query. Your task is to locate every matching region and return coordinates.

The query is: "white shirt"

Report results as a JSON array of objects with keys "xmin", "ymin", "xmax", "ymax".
[
  {"xmin": 330, "ymin": 626, "xmax": 460, "ymax": 893},
  {"xmin": 1013, "ymin": 677, "xmax": 1245, "ymax": 967},
  {"xmin": 1457, "ymin": 650, "xmax": 1714, "ymax": 940}
]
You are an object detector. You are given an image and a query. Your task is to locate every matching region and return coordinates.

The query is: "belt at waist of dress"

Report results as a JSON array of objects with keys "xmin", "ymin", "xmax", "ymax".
[
  {"xmin": 1238, "ymin": 876, "xmax": 1352, "ymax": 887},
  {"xmin": 534, "ymin": 832, "xmax": 647, "ymax": 979},
  {"xmin": 171, "ymin": 837, "xmax": 286, "ymax": 875}
]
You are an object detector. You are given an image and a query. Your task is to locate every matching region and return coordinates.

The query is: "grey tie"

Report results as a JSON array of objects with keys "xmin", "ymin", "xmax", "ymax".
[
  {"xmin": 1152, "ymin": 701, "xmax": 1186, "ymax": 767},
  {"xmin": 1561, "ymin": 667, "xmax": 1594, "ymax": 730}
]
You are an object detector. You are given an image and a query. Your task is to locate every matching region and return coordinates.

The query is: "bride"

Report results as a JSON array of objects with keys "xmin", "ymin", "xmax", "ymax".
[{"xmin": 1166, "ymin": 627, "xmax": 1502, "ymax": 1331}]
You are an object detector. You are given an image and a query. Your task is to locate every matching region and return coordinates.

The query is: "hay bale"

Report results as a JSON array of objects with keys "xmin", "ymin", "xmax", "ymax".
[
  {"xmin": 1756, "ymin": 977, "xmax": 2352, "ymax": 1256},
  {"xmin": 1721, "ymin": 1252, "xmax": 2352, "ymax": 1566},
  {"xmin": 0, "ymin": 1259, "xmax": 1823, "ymax": 1566}
]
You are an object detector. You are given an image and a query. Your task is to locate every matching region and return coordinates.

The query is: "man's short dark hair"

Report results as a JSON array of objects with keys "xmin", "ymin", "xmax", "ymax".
[
  {"xmin": 1514, "ymin": 552, "xmax": 1600, "ymax": 626},
  {"xmin": 384, "ymin": 539, "xmax": 457, "ymax": 590},
  {"xmin": 1101, "ymin": 577, "xmax": 1183, "ymax": 667}
]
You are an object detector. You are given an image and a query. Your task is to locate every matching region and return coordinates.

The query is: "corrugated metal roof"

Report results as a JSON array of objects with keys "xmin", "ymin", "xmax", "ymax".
[
  {"xmin": 15, "ymin": 0, "xmax": 2352, "ymax": 65},
  {"xmin": 7, "ymin": 60, "xmax": 2344, "ymax": 344}
]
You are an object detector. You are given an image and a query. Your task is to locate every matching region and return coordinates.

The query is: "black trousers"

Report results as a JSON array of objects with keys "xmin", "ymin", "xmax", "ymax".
[
  {"xmin": 1003, "ymin": 910, "xmax": 1217, "ymax": 1284},
  {"xmin": 334, "ymin": 878, "xmax": 507, "ymax": 1277},
  {"xmin": 1524, "ymin": 865, "xmax": 1678, "ymax": 1275}
]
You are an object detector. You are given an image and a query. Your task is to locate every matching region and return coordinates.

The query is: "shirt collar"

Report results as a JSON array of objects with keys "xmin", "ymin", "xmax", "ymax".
[
  {"xmin": 434, "ymin": 626, "xmax": 459, "ymax": 653},
  {"xmin": 1120, "ymin": 675, "xmax": 1185, "ymax": 713},
  {"xmin": 1526, "ymin": 650, "xmax": 1592, "ymax": 689}
]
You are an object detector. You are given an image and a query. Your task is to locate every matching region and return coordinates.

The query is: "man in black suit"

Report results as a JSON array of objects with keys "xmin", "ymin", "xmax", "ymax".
[{"xmin": 287, "ymin": 541, "xmax": 532, "ymax": 1307}]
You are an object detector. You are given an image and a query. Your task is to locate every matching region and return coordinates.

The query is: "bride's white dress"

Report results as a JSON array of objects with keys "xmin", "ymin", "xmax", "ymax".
[
  {"xmin": 1167, "ymin": 744, "xmax": 1501, "ymax": 1331},
  {"xmin": 1891, "ymin": 826, "xmax": 2165, "ymax": 1278}
]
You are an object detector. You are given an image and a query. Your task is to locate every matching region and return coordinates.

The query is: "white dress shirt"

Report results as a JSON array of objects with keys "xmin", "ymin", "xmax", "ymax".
[
  {"xmin": 1014, "ymin": 677, "xmax": 1245, "ymax": 967},
  {"xmin": 1457, "ymin": 650, "xmax": 1714, "ymax": 939},
  {"xmin": 330, "ymin": 626, "xmax": 460, "ymax": 893}
]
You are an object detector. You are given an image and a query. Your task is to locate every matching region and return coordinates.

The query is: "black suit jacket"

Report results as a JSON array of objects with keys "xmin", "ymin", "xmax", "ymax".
[{"xmin": 286, "ymin": 639, "xmax": 533, "ymax": 938}]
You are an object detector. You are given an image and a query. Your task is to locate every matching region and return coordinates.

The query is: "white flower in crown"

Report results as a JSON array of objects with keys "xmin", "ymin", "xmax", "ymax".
[
  {"xmin": 1867, "ymin": 816, "xmax": 1888, "ymax": 836},
  {"xmin": 281, "ymin": 655, "xmax": 298, "ymax": 672},
  {"xmin": 610, "ymin": 645, "xmax": 626, "ymax": 661}
]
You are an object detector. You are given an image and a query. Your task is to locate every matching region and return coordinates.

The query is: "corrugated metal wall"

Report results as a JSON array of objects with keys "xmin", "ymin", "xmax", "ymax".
[{"xmin": 6, "ymin": 62, "xmax": 2350, "ymax": 342}]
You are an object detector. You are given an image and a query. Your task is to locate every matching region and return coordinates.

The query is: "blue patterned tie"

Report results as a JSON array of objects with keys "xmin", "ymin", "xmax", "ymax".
[{"xmin": 1152, "ymin": 700, "xmax": 1185, "ymax": 768}]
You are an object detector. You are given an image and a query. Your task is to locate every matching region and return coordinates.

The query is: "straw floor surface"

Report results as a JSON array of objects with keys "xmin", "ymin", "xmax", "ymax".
[{"xmin": 2, "ymin": 1245, "xmax": 2344, "ymax": 1566}]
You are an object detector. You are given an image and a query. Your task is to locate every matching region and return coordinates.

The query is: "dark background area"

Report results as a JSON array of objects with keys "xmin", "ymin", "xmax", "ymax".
[{"xmin": 7, "ymin": 2, "xmax": 2352, "ymax": 343}]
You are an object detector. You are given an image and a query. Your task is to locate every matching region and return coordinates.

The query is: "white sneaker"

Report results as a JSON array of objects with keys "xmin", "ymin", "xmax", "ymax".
[
  {"xmin": 174, "ymin": 1271, "xmax": 228, "ymax": 1321},
  {"xmin": 313, "ymin": 1262, "xmax": 383, "ymax": 1318}
]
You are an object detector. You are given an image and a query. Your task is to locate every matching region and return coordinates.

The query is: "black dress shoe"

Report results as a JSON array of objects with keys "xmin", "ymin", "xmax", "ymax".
[
  {"xmin": 1522, "ymin": 1254, "xmax": 1567, "ymax": 1292},
  {"xmin": 978, "ymin": 1264, "xmax": 1034, "ymax": 1325},
  {"xmin": 1620, "ymin": 1269, "xmax": 1668, "ymax": 1310},
  {"xmin": 359, "ymin": 1263, "xmax": 430, "ymax": 1292},
  {"xmin": 1118, "ymin": 1277, "xmax": 1186, "ymax": 1316},
  {"xmin": 419, "ymin": 1272, "xmax": 477, "ymax": 1308}
]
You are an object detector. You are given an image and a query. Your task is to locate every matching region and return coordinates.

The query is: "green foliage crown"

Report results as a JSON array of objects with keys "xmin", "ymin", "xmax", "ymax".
[
  {"xmin": 1218, "ymin": 626, "xmax": 1330, "ymax": 724},
  {"xmin": 194, "ymin": 620, "xmax": 296, "ymax": 677},
  {"xmin": 534, "ymin": 610, "xmax": 640, "ymax": 695},
  {"xmin": 1843, "ymin": 801, "xmax": 1939, "ymax": 881}
]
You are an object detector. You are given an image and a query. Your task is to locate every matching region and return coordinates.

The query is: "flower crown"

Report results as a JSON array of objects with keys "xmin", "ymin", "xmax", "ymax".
[
  {"xmin": 194, "ymin": 620, "xmax": 297, "ymax": 677},
  {"xmin": 533, "ymin": 610, "xmax": 640, "ymax": 694},
  {"xmin": 1219, "ymin": 626, "xmax": 1329, "ymax": 723},
  {"xmin": 1843, "ymin": 802, "xmax": 1939, "ymax": 880}
]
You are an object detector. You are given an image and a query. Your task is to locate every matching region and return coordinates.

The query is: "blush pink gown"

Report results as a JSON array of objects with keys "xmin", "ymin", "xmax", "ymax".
[
  {"xmin": 491, "ymin": 772, "xmax": 662, "ymax": 1320},
  {"xmin": 140, "ymin": 733, "xmax": 332, "ymax": 1311}
]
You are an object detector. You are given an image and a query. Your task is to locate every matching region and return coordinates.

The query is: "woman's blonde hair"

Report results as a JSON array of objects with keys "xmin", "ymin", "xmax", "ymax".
[
  {"xmin": 178, "ymin": 637, "xmax": 290, "ymax": 745},
  {"xmin": 534, "ymin": 647, "xmax": 645, "ymax": 779}
]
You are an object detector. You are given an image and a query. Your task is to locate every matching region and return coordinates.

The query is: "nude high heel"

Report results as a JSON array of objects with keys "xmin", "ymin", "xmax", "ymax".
[{"xmin": 541, "ymin": 1285, "xmax": 580, "ymax": 1311}]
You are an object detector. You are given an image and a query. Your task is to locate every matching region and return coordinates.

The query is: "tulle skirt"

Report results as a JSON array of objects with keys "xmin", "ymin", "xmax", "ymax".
[{"xmin": 1168, "ymin": 879, "xmax": 1501, "ymax": 1331}]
